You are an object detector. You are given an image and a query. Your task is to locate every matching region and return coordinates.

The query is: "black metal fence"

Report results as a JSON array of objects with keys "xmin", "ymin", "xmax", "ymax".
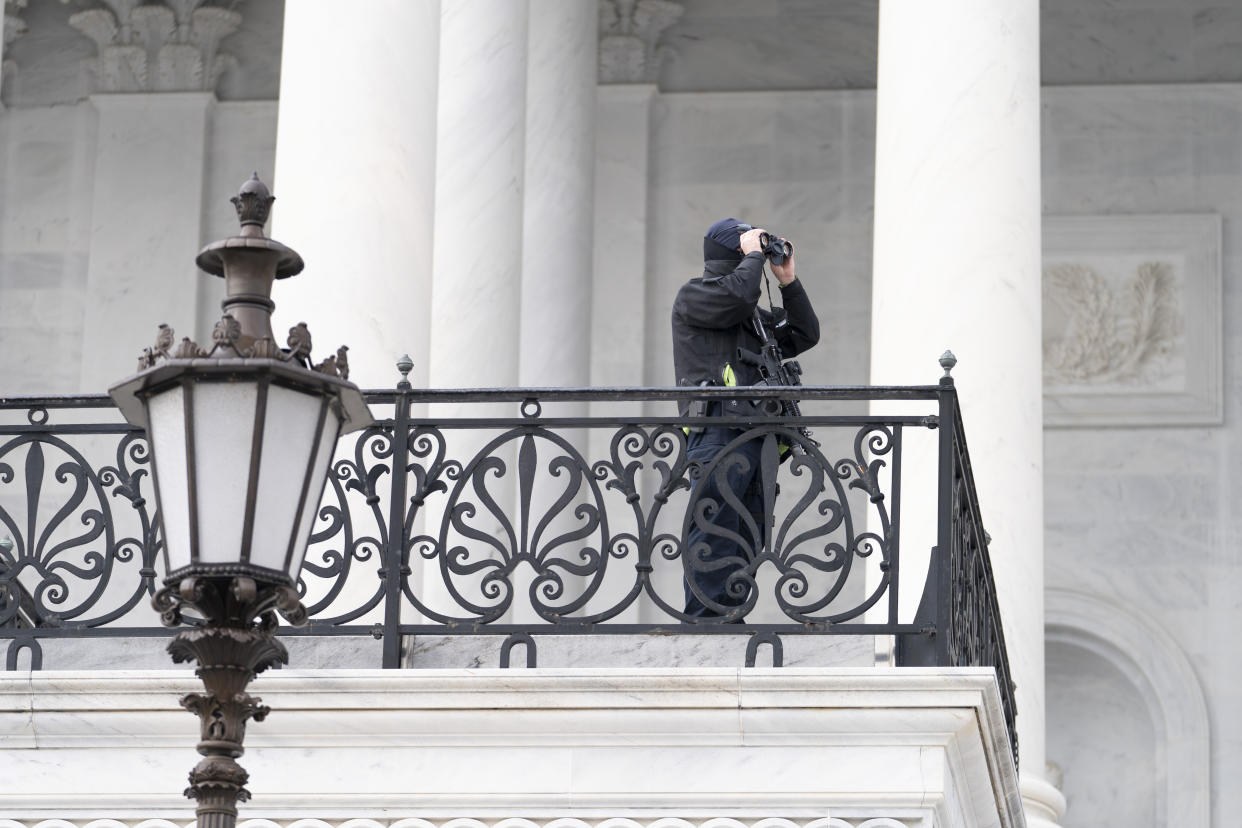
[{"xmin": 0, "ymin": 379, "xmax": 1015, "ymax": 762}]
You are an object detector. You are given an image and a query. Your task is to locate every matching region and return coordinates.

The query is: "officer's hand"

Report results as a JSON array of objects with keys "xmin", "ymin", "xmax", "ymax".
[
  {"xmin": 771, "ymin": 245, "xmax": 796, "ymax": 285},
  {"xmin": 739, "ymin": 228, "xmax": 764, "ymax": 255}
]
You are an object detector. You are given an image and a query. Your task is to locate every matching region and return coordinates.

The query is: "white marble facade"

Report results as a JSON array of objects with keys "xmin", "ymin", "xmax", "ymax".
[
  {"xmin": 1039, "ymin": 83, "xmax": 1241, "ymax": 828},
  {"xmin": 1, "ymin": 3, "xmax": 1241, "ymax": 828}
]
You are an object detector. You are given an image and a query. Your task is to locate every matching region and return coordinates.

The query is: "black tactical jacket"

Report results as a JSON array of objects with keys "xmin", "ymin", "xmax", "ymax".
[{"xmin": 671, "ymin": 252, "xmax": 821, "ymax": 417}]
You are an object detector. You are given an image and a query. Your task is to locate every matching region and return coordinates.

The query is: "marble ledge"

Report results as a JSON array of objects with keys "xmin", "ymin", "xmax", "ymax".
[
  {"xmin": 403, "ymin": 631, "xmax": 875, "ymax": 670},
  {"xmin": 2, "ymin": 667, "xmax": 1020, "ymax": 827},
  {"xmin": 0, "ymin": 667, "xmax": 1013, "ymax": 749},
  {"xmin": 2, "ymin": 665, "xmax": 1009, "ymax": 702}
]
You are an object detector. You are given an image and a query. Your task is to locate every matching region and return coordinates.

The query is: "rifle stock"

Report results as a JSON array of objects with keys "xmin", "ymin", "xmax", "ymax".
[{"xmin": 736, "ymin": 309, "xmax": 818, "ymax": 453}]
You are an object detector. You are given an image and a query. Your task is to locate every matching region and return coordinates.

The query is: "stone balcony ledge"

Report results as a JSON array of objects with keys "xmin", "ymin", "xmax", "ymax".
[{"xmin": 1, "ymin": 667, "xmax": 1023, "ymax": 828}]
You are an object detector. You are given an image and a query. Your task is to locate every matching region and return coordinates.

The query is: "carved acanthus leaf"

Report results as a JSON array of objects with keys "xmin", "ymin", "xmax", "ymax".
[
  {"xmin": 3, "ymin": 0, "xmax": 28, "ymax": 48},
  {"xmin": 598, "ymin": 0, "xmax": 683, "ymax": 83},
  {"xmin": 68, "ymin": 0, "xmax": 241, "ymax": 93},
  {"xmin": 1043, "ymin": 260, "xmax": 1180, "ymax": 385}
]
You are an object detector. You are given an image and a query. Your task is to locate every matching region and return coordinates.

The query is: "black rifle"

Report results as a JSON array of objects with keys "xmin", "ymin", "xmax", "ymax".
[{"xmin": 736, "ymin": 307, "xmax": 818, "ymax": 455}]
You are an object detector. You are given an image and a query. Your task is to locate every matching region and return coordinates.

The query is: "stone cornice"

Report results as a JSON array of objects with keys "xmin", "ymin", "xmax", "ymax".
[
  {"xmin": 598, "ymin": 0, "xmax": 683, "ymax": 84},
  {"xmin": 68, "ymin": 0, "xmax": 241, "ymax": 94}
]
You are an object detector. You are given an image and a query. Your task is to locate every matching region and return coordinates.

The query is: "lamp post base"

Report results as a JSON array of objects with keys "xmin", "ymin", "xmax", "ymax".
[{"xmin": 154, "ymin": 575, "xmax": 306, "ymax": 828}]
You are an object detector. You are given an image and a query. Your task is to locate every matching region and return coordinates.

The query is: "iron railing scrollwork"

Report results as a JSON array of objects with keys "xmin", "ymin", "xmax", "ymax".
[
  {"xmin": 0, "ymin": 384, "xmax": 1015, "ymax": 766},
  {"xmin": 894, "ymin": 378, "xmax": 1019, "ymax": 770}
]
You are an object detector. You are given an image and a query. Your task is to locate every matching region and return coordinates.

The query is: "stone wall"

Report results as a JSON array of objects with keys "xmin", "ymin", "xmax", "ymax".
[
  {"xmin": 1040, "ymin": 84, "xmax": 1241, "ymax": 828},
  {"xmin": 0, "ymin": 99, "xmax": 276, "ymax": 393}
]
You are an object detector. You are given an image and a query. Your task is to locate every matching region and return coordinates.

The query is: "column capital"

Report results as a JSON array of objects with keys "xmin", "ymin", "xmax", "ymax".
[
  {"xmin": 2, "ymin": 0, "xmax": 29, "ymax": 103},
  {"xmin": 3, "ymin": 0, "xmax": 26, "ymax": 46},
  {"xmin": 68, "ymin": 0, "xmax": 241, "ymax": 94},
  {"xmin": 598, "ymin": 0, "xmax": 683, "ymax": 84}
]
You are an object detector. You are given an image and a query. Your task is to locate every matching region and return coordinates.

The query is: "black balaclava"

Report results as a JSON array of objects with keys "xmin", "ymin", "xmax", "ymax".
[{"xmin": 703, "ymin": 217, "xmax": 751, "ymax": 263}]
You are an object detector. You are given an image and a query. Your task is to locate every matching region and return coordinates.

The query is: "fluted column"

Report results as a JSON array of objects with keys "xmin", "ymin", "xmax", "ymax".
[
  {"xmin": 429, "ymin": 0, "xmax": 529, "ymax": 388},
  {"xmin": 272, "ymin": 1, "xmax": 440, "ymax": 389},
  {"xmin": 869, "ymin": 2, "xmax": 1061, "ymax": 826}
]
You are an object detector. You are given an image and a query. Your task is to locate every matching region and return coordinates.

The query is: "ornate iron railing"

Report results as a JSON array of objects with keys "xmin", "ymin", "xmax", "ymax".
[{"xmin": 0, "ymin": 379, "xmax": 1016, "ymax": 764}]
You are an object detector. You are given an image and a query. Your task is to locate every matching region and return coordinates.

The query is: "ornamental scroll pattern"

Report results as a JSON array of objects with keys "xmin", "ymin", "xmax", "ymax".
[
  {"xmin": 0, "ymin": 405, "xmax": 160, "ymax": 669},
  {"xmin": 0, "ymin": 392, "xmax": 911, "ymax": 666},
  {"xmin": 944, "ymin": 411, "xmax": 1017, "ymax": 769},
  {"xmin": 323, "ymin": 408, "xmax": 898, "ymax": 628},
  {"xmin": 1, "ymin": 386, "xmax": 1005, "ymax": 675}
]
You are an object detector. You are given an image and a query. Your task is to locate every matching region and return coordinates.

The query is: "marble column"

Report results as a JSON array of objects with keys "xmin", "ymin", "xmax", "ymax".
[
  {"xmin": 78, "ymin": 92, "xmax": 215, "ymax": 391},
  {"xmin": 429, "ymin": 0, "xmax": 529, "ymax": 389},
  {"xmin": 272, "ymin": 0, "xmax": 440, "ymax": 389},
  {"xmin": 520, "ymin": 0, "xmax": 596, "ymax": 389},
  {"xmin": 514, "ymin": 1, "xmax": 598, "ymax": 625},
  {"xmin": 869, "ymin": 2, "xmax": 1062, "ymax": 827},
  {"xmin": 592, "ymin": 1, "xmax": 682, "ymax": 621},
  {"xmin": 419, "ymin": 0, "xmax": 530, "ymax": 624}
]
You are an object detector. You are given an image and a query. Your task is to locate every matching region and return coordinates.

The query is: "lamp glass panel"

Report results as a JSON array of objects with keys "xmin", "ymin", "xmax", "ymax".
[
  {"xmin": 289, "ymin": 407, "xmax": 343, "ymax": 579},
  {"xmin": 248, "ymin": 385, "xmax": 326, "ymax": 575},
  {"xmin": 191, "ymin": 381, "xmax": 258, "ymax": 564},
  {"xmin": 145, "ymin": 385, "xmax": 191, "ymax": 574}
]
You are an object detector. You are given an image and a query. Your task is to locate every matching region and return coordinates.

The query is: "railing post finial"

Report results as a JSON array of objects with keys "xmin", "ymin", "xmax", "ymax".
[
  {"xmin": 939, "ymin": 350, "xmax": 957, "ymax": 385},
  {"xmin": 396, "ymin": 354, "xmax": 414, "ymax": 390}
]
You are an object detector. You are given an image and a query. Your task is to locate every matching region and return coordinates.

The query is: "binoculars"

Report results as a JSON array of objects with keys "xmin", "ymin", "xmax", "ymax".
[{"xmin": 759, "ymin": 231, "xmax": 793, "ymax": 265}]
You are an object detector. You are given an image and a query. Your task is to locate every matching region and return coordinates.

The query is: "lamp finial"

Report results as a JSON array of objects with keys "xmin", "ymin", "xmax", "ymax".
[{"xmin": 230, "ymin": 172, "xmax": 275, "ymax": 233}]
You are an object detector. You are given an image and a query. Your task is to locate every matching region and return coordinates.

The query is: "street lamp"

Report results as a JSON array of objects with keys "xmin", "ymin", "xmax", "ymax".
[{"xmin": 109, "ymin": 174, "xmax": 372, "ymax": 828}]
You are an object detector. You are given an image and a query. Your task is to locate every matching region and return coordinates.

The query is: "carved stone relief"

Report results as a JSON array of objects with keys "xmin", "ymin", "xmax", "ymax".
[
  {"xmin": 1042, "ymin": 214, "xmax": 1222, "ymax": 427},
  {"xmin": 1043, "ymin": 259, "xmax": 1180, "ymax": 386},
  {"xmin": 598, "ymin": 0, "xmax": 683, "ymax": 84},
  {"xmin": 68, "ymin": 0, "xmax": 241, "ymax": 94}
]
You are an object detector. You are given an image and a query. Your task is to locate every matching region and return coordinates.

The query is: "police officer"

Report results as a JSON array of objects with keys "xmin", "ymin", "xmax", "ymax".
[{"xmin": 671, "ymin": 218, "xmax": 821, "ymax": 619}]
